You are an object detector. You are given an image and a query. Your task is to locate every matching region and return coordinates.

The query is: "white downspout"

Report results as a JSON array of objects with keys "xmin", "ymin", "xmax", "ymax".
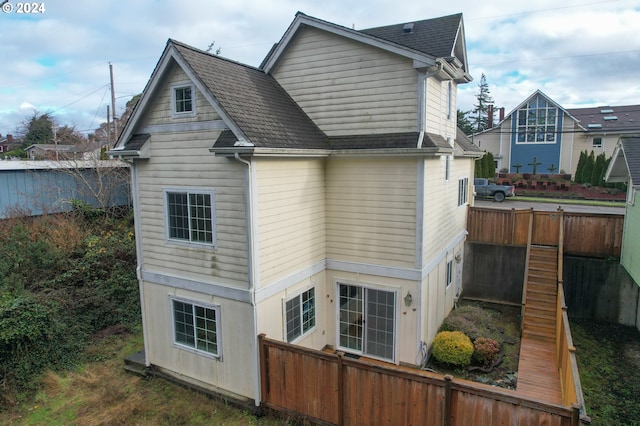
[{"xmin": 233, "ymin": 152, "xmax": 261, "ymax": 407}]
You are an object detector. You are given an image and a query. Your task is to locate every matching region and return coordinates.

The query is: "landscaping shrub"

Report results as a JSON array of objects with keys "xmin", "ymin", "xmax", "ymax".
[
  {"xmin": 473, "ymin": 337, "xmax": 500, "ymax": 366},
  {"xmin": 432, "ymin": 331, "xmax": 474, "ymax": 367},
  {"xmin": 439, "ymin": 305, "xmax": 497, "ymax": 341}
]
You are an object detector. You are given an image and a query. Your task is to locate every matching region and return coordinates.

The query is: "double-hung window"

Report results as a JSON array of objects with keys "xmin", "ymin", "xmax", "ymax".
[
  {"xmin": 285, "ymin": 287, "xmax": 316, "ymax": 342},
  {"xmin": 172, "ymin": 298, "xmax": 221, "ymax": 358},
  {"xmin": 172, "ymin": 83, "xmax": 196, "ymax": 117},
  {"xmin": 165, "ymin": 188, "xmax": 215, "ymax": 246},
  {"xmin": 446, "ymin": 260, "xmax": 453, "ymax": 289},
  {"xmin": 458, "ymin": 177, "xmax": 469, "ymax": 206}
]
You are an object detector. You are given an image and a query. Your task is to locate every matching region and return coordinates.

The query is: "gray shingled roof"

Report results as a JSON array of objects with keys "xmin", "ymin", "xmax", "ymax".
[
  {"xmin": 455, "ymin": 127, "xmax": 482, "ymax": 154},
  {"xmin": 359, "ymin": 14, "xmax": 461, "ymax": 59},
  {"xmin": 566, "ymin": 105, "xmax": 640, "ymax": 133},
  {"xmin": 171, "ymin": 40, "xmax": 328, "ymax": 150},
  {"xmin": 329, "ymin": 133, "xmax": 419, "ymax": 150},
  {"xmin": 123, "ymin": 134, "xmax": 150, "ymax": 151},
  {"xmin": 621, "ymin": 137, "xmax": 640, "ymax": 185}
]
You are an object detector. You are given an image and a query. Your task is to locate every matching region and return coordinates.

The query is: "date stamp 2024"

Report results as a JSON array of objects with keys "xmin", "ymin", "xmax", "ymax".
[{"xmin": 1, "ymin": 1, "xmax": 46, "ymax": 14}]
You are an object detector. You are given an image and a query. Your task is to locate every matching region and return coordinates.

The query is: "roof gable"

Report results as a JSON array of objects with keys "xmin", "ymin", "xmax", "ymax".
[
  {"xmin": 112, "ymin": 39, "xmax": 328, "ymax": 154},
  {"xmin": 261, "ymin": 12, "xmax": 470, "ymax": 82},
  {"xmin": 606, "ymin": 137, "xmax": 640, "ymax": 185}
]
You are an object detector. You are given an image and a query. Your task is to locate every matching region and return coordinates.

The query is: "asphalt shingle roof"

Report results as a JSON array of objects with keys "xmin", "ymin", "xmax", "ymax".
[
  {"xmin": 171, "ymin": 40, "xmax": 328, "ymax": 150},
  {"xmin": 359, "ymin": 14, "xmax": 461, "ymax": 59},
  {"xmin": 566, "ymin": 105, "xmax": 640, "ymax": 133},
  {"xmin": 621, "ymin": 137, "xmax": 640, "ymax": 185},
  {"xmin": 123, "ymin": 133, "xmax": 150, "ymax": 151}
]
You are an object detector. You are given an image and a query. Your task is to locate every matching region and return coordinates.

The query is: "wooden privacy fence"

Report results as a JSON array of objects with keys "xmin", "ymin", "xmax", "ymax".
[
  {"xmin": 258, "ymin": 334, "xmax": 583, "ymax": 426},
  {"xmin": 467, "ymin": 207, "xmax": 624, "ymax": 258}
]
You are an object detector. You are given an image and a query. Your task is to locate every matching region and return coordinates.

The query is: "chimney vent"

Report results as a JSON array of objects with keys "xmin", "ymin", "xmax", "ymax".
[{"xmin": 403, "ymin": 23, "xmax": 414, "ymax": 33}]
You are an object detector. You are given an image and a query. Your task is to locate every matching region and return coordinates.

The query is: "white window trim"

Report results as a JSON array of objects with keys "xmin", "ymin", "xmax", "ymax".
[
  {"xmin": 334, "ymin": 279, "xmax": 399, "ymax": 363},
  {"xmin": 592, "ymin": 137, "xmax": 603, "ymax": 148},
  {"xmin": 283, "ymin": 285, "xmax": 317, "ymax": 344},
  {"xmin": 445, "ymin": 155, "xmax": 451, "ymax": 182},
  {"xmin": 171, "ymin": 81, "xmax": 196, "ymax": 118},
  {"xmin": 163, "ymin": 187, "xmax": 217, "ymax": 249},
  {"xmin": 169, "ymin": 296, "xmax": 222, "ymax": 360},
  {"xmin": 445, "ymin": 259, "xmax": 453, "ymax": 289},
  {"xmin": 458, "ymin": 176, "xmax": 469, "ymax": 206},
  {"xmin": 628, "ymin": 186, "xmax": 636, "ymax": 206},
  {"xmin": 447, "ymin": 81, "xmax": 452, "ymax": 120}
]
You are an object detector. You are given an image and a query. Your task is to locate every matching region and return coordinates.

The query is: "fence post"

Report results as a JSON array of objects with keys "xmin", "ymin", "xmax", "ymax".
[
  {"xmin": 337, "ymin": 352, "xmax": 345, "ymax": 426},
  {"xmin": 258, "ymin": 334, "xmax": 269, "ymax": 404},
  {"xmin": 444, "ymin": 374, "xmax": 452, "ymax": 426}
]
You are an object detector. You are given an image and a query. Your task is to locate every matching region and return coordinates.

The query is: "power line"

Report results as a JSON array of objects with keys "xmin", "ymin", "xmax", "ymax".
[{"xmin": 467, "ymin": 0, "xmax": 622, "ymax": 21}]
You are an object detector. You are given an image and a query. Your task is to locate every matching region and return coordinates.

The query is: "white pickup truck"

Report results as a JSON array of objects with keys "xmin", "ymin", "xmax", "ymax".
[{"xmin": 473, "ymin": 178, "xmax": 516, "ymax": 202}]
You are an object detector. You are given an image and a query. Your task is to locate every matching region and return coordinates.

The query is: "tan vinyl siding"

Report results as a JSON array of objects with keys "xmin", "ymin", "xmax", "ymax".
[
  {"xmin": 425, "ymin": 78, "xmax": 457, "ymax": 139},
  {"xmin": 136, "ymin": 131, "xmax": 248, "ymax": 287},
  {"xmin": 422, "ymin": 157, "xmax": 471, "ymax": 264},
  {"xmin": 143, "ymin": 63, "xmax": 219, "ymax": 126},
  {"xmin": 326, "ymin": 157, "xmax": 417, "ymax": 267},
  {"xmin": 272, "ymin": 26, "xmax": 418, "ymax": 136},
  {"xmin": 255, "ymin": 159, "xmax": 326, "ymax": 287},
  {"xmin": 142, "ymin": 282, "xmax": 255, "ymax": 400}
]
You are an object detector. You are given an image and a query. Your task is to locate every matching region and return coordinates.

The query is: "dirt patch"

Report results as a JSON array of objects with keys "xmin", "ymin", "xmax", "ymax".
[{"xmin": 425, "ymin": 299, "xmax": 521, "ymax": 390}]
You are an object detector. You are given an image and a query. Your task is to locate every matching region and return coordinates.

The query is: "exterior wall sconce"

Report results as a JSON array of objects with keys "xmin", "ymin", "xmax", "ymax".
[
  {"xmin": 455, "ymin": 252, "xmax": 462, "ymax": 263},
  {"xmin": 404, "ymin": 291, "xmax": 413, "ymax": 307}
]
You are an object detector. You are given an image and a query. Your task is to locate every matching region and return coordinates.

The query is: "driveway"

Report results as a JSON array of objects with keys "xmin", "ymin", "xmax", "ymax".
[{"xmin": 473, "ymin": 198, "xmax": 626, "ymax": 215}]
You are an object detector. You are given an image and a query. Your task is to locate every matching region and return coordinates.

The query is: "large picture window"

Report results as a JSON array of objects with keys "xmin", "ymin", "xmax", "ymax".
[
  {"xmin": 285, "ymin": 287, "xmax": 316, "ymax": 342},
  {"xmin": 516, "ymin": 95, "xmax": 557, "ymax": 143},
  {"xmin": 338, "ymin": 283, "xmax": 396, "ymax": 361},
  {"xmin": 172, "ymin": 298, "xmax": 221, "ymax": 357},
  {"xmin": 165, "ymin": 189, "xmax": 215, "ymax": 246}
]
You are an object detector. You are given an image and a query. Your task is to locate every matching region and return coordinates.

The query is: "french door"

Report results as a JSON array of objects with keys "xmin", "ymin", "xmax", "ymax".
[{"xmin": 338, "ymin": 283, "xmax": 396, "ymax": 361}]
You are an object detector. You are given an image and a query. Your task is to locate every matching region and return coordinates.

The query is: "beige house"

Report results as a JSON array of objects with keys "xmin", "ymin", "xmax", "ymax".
[
  {"xmin": 473, "ymin": 90, "xmax": 640, "ymax": 177},
  {"xmin": 110, "ymin": 12, "xmax": 482, "ymax": 405}
]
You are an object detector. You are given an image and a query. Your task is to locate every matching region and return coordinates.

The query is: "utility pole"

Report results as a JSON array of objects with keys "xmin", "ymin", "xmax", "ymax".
[
  {"xmin": 109, "ymin": 63, "xmax": 117, "ymax": 141},
  {"xmin": 107, "ymin": 105, "xmax": 111, "ymax": 148}
]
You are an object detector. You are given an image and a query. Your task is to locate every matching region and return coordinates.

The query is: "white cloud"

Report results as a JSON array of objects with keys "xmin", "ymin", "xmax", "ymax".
[{"xmin": 1, "ymin": 0, "xmax": 639, "ymax": 136}]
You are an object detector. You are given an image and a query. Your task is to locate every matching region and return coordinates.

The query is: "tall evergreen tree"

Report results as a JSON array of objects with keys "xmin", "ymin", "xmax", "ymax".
[
  {"xmin": 470, "ymin": 74, "xmax": 495, "ymax": 133},
  {"xmin": 457, "ymin": 109, "xmax": 474, "ymax": 135},
  {"xmin": 574, "ymin": 151, "xmax": 586, "ymax": 183},
  {"xmin": 485, "ymin": 151, "xmax": 496, "ymax": 178},
  {"xmin": 581, "ymin": 151, "xmax": 595, "ymax": 184},
  {"xmin": 22, "ymin": 112, "xmax": 55, "ymax": 145},
  {"xmin": 592, "ymin": 152, "xmax": 606, "ymax": 187}
]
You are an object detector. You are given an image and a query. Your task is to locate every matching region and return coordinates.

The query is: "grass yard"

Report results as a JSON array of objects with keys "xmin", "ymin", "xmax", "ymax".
[{"xmin": 0, "ymin": 327, "xmax": 284, "ymax": 426}]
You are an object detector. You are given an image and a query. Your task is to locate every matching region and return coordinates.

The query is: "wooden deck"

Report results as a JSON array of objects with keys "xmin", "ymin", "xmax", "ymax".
[{"xmin": 517, "ymin": 335, "xmax": 563, "ymax": 404}]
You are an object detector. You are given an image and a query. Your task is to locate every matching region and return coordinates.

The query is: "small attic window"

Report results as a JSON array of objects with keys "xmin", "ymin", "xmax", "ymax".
[
  {"xmin": 600, "ymin": 109, "xmax": 614, "ymax": 114},
  {"xmin": 171, "ymin": 82, "xmax": 196, "ymax": 118},
  {"xmin": 603, "ymin": 116, "xmax": 618, "ymax": 121},
  {"xmin": 588, "ymin": 123, "xmax": 602, "ymax": 129},
  {"xmin": 403, "ymin": 23, "xmax": 414, "ymax": 33}
]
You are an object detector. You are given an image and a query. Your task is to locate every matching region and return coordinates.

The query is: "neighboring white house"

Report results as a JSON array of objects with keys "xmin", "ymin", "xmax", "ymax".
[
  {"xmin": 110, "ymin": 12, "xmax": 482, "ymax": 405},
  {"xmin": 473, "ymin": 90, "xmax": 640, "ymax": 177},
  {"xmin": 606, "ymin": 137, "xmax": 640, "ymax": 289}
]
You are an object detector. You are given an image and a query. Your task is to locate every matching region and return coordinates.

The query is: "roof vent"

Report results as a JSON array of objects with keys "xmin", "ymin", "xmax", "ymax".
[
  {"xmin": 600, "ymin": 108, "xmax": 614, "ymax": 113},
  {"xmin": 588, "ymin": 123, "xmax": 602, "ymax": 129},
  {"xmin": 603, "ymin": 116, "xmax": 618, "ymax": 121},
  {"xmin": 403, "ymin": 23, "xmax": 414, "ymax": 33}
]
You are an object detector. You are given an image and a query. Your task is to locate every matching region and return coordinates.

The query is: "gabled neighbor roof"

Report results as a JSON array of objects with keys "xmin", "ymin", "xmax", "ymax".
[
  {"xmin": 261, "ymin": 12, "xmax": 471, "ymax": 82},
  {"xmin": 566, "ymin": 105, "xmax": 640, "ymax": 134},
  {"xmin": 605, "ymin": 137, "xmax": 640, "ymax": 186}
]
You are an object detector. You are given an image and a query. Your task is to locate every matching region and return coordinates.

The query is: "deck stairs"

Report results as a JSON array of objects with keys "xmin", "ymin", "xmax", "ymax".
[{"xmin": 522, "ymin": 245, "xmax": 558, "ymax": 343}]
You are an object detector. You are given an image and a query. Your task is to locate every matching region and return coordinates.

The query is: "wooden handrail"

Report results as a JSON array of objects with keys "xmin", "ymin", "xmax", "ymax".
[{"xmin": 521, "ymin": 208, "xmax": 534, "ymax": 326}]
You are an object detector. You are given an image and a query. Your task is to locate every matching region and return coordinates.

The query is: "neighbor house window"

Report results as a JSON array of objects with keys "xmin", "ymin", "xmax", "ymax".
[
  {"xmin": 165, "ymin": 188, "xmax": 215, "ymax": 246},
  {"xmin": 338, "ymin": 282, "xmax": 396, "ymax": 361},
  {"xmin": 446, "ymin": 260, "xmax": 453, "ymax": 289},
  {"xmin": 516, "ymin": 95, "xmax": 557, "ymax": 143},
  {"xmin": 593, "ymin": 137, "xmax": 602, "ymax": 148},
  {"xmin": 172, "ymin": 298, "xmax": 221, "ymax": 357},
  {"xmin": 285, "ymin": 287, "xmax": 316, "ymax": 342},
  {"xmin": 458, "ymin": 177, "xmax": 469, "ymax": 206},
  {"xmin": 172, "ymin": 83, "xmax": 195, "ymax": 117}
]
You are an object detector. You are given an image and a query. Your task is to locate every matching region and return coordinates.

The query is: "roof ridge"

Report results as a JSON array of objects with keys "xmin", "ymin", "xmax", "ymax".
[
  {"xmin": 168, "ymin": 38, "xmax": 264, "ymax": 73},
  {"xmin": 360, "ymin": 13, "xmax": 462, "ymax": 31}
]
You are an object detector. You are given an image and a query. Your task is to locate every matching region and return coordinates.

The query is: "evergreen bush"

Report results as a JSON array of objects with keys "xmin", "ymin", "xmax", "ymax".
[
  {"xmin": 431, "ymin": 331, "xmax": 474, "ymax": 367},
  {"xmin": 473, "ymin": 337, "xmax": 501, "ymax": 366}
]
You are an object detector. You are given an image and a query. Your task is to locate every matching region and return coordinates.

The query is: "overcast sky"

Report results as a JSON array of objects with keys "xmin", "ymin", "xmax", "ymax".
[{"xmin": 1, "ymin": 0, "xmax": 638, "ymax": 138}]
